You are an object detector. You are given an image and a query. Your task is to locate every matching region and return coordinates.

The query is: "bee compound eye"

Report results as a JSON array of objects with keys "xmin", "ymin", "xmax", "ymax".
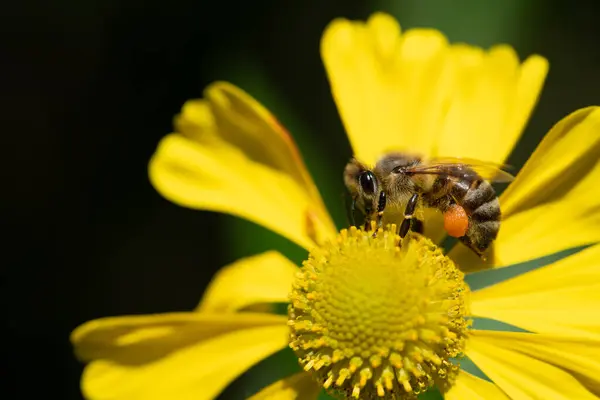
[{"xmin": 358, "ymin": 171, "xmax": 377, "ymax": 194}]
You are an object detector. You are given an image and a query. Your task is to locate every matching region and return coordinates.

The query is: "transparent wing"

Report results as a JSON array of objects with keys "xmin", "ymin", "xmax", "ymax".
[{"xmin": 404, "ymin": 157, "xmax": 515, "ymax": 183}]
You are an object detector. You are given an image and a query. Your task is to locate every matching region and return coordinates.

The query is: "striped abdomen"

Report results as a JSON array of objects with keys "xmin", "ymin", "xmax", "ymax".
[{"xmin": 424, "ymin": 166, "xmax": 501, "ymax": 256}]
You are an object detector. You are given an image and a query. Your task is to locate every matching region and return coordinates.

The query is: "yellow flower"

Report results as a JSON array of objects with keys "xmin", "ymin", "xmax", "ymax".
[{"xmin": 71, "ymin": 13, "xmax": 600, "ymax": 400}]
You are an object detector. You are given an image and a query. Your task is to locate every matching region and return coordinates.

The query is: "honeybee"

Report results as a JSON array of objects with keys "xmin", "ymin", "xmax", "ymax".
[{"xmin": 344, "ymin": 152, "xmax": 515, "ymax": 259}]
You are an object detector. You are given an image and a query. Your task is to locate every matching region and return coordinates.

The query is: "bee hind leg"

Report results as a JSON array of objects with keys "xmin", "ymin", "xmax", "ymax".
[{"xmin": 411, "ymin": 218, "xmax": 424, "ymax": 234}]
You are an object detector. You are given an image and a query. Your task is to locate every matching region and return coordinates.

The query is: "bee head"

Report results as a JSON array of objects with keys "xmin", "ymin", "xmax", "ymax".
[{"xmin": 344, "ymin": 159, "xmax": 382, "ymax": 216}]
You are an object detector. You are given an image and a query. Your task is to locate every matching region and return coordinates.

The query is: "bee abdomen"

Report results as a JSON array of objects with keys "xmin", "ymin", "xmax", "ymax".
[
  {"xmin": 462, "ymin": 180, "xmax": 497, "ymax": 213},
  {"xmin": 472, "ymin": 198, "xmax": 501, "ymax": 222},
  {"xmin": 463, "ymin": 219, "xmax": 500, "ymax": 253},
  {"xmin": 462, "ymin": 181, "xmax": 501, "ymax": 256}
]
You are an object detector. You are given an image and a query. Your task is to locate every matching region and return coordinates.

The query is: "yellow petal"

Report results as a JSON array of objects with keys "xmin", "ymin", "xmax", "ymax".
[
  {"xmin": 248, "ymin": 372, "xmax": 320, "ymax": 400},
  {"xmin": 322, "ymin": 13, "xmax": 447, "ymax": 165},
  {"xmin": 81, "ymin": 324, "xmax": 290, "ymax": 400},
  {"xmin": 321, "ymin": 12, "xmax": 548, "ymax": 166},
  {"xmin": 497, "ymin": 107, "xmax": 600, "ymax": 264},
  {"xmin": 450, "ymin": 106, "xmax": 600, "ymax": 269},
  {"xmin": 149, "ymin": 133, "xmax": 334, "ymax": 250},
  {"xmin": 475, "ymin": 330, "xmax": 600, "ymax": 395},
  {"xmin": 445, "ymin": 370, "xmax": 509, "ymax": 400},
  {"xmin": 71, "ymin": 312, "xmax": 285, "ymax": 363},
  {"xmin": 197, "ymin": 251, "xmax": 298, "ymax": 312},
  {"xmin": 151, "ymin": 82, "xmax": 337, "ymax": 249},
  {"xmin": 467, "ymin": 330, "xmax": 600, "ymax": 399},
  {"xmin": 435, "ymin": 47, "xmax": 548, "ymax": 163},
  {"xmin": 470, "ymin": 244, "xmax": 600, "ymax": 338},
  {"xmin": 173, "ymin": 98, "xmax": 217, "ymax": 143},
  {"xmin": 204, "ymin": 82, "xmax": 328, "ymax": 210},
  {"xmin": 501, "ymin": 106, "xmax": 600, "ymax": 216}
]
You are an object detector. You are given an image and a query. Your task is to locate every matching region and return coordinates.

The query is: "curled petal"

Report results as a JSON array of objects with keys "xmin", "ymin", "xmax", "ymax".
[
  {"xmin": 150, "ymin": 82, "xmax": 337, "ymax": 250},
  {"xmin": 204, "ymin": 82, "xmax": 327, "ymax": 208},
  {"xmin": 149, "ymin": 134, "xmax": 334, "ymax": 250},
  {"xmin": 173, "ymin": 99, "xmax": 216, "ymax": 142}
]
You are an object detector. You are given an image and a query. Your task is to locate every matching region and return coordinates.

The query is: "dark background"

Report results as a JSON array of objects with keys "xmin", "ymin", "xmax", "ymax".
[{"xmin": 4, "ymin": 0, "xmax": 599, "ymax": 398}]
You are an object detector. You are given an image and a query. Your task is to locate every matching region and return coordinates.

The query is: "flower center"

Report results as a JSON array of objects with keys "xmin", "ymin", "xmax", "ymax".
[{"xmin": 288, "ymin": 226, "xmax": 469, "ymax": 399}]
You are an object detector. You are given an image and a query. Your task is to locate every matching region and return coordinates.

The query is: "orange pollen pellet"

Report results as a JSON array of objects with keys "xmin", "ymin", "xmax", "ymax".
[{"xmin": 444, "ymin": 205, "xmax": 469, "ymax": 237}]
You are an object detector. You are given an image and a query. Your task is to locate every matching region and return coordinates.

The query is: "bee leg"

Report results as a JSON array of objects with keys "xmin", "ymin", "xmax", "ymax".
[
  {"xmin": 411, "ymin": 218, "xmax": 424, "ymax": 234},
  {"xmin": 370, "ymin": 191, "xmax": 388, "ymax": 238},
  {"xmin": 399, "ymin": 193, "xmax": 419, "ymax": 238},
  {"xmin": 375, "ymin": 191, "xmax": 387, "ymax": 230},
  {"xmin": 363, "ymin": 207, "xmax": 372, "ymax": 232}
]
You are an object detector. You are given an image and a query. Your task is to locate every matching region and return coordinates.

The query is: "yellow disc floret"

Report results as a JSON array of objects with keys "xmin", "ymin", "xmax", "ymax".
[{"xmin": 288, "ymin": 225, "xmax": 469, "ymax": 399}]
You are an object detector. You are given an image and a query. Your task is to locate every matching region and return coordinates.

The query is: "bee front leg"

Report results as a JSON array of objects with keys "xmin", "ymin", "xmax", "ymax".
[
  {"xmin": 399, "ymin": 193, "xmax": 419, "ymax": 238},
  {"xmin": 363, "ymin": 206, "xmax": 372, "ymax": 231},
  {"xmin": 375, "ymin": 191, "xmax": 387, "ymax": 230},
  {"xmin": 368, "ymin": 191, "xmax": 388, "ymax": 237}
]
